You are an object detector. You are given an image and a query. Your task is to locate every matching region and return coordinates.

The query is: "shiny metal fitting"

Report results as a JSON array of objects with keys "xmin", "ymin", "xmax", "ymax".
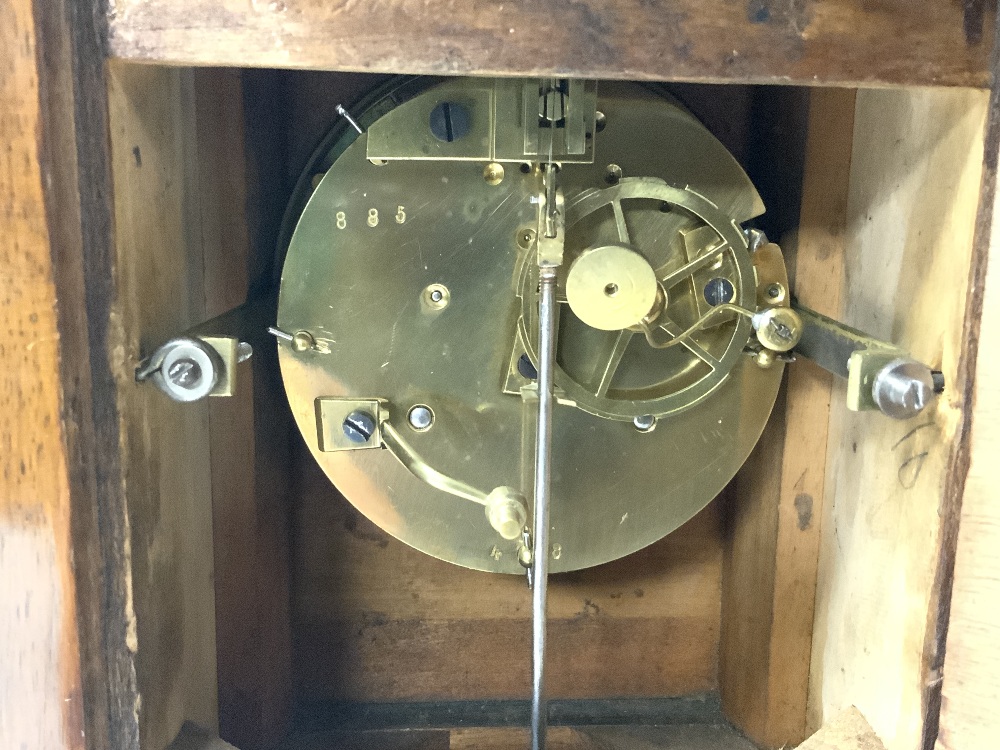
[
  {"xmin": 485, "ymin": 487, "xmax": 529, "ymax": 540},
  {"xmin": 872, "ymin": 358, "xmax": 936, "ymax": 420},
  {"xmin": 140, "ymin": 337, "xmax": 222, "ymax": 403}
]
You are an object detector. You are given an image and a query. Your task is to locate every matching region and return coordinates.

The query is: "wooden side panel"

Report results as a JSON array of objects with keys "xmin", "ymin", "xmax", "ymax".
[
  {"xmin": 935, "ymin": 246, "xmax": 1000, "ymax": 743},
  {"xmin": 198, "ymin": 69, "xmax": 295, "ymax": 750},
  {"xmin": 292, "ymin": 454, "xmax": 722, "ymax": 702},
  {"xmin": 720, "ymin": 87, "xmax": 855, "ymax": 748},
  {"xmin": 0, "ymin": 1, "xmax": 86, "ymax": 748},
  {"xmin": 106, "ymin": 64, "xmax": 297, "ymax": 750},
  {"xmin": 104, "ymin": 0, "xmax": 994, "ymax": 88},
  {"xmin": 807, "ymin": 88, "xmax": 989, "ymax": 750},
  {"xmin": 107, "ymin": 64, "xmax": 220, "ymax": 750},
  {"xmin": 935, "ymin": 59, "xmax": 1000, "ymax": 750}
]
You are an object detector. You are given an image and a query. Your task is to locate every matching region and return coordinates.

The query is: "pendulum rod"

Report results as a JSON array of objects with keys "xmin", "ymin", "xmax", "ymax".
[
  {"xmin": 532, "ymin": 155, "xmax": 562, "ymax": 750},
  {"xmin": 531, "ymin": 264, "xmax": 558, "ymax": 750}
]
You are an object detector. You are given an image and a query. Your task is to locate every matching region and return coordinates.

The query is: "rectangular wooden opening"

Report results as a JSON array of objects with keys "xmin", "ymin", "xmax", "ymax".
[{"xmin": 105, "ymin": 63, "xmax": 988, "ymax": 750}]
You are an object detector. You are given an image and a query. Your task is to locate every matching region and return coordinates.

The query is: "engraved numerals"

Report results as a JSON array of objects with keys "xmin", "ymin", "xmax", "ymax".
[{"xmin": 334, "ymin": 206, "xmax": 407, "ymax": 229}]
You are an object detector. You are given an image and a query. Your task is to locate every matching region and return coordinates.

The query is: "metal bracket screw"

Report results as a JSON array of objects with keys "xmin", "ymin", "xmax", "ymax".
[
  {"xmin": 872, "ymin": 359, "xmax": 936, "ymax": 420},
  {"xmin": 342, "ymin": 410, "xmax": 377, "ymax": 444},
  {"xmin": 429, "ymin": 102, "xmax": 471, "ymax": 143},
  {"xmin": 166, "ymin": 358, "xmax": 204, "ymax": 389}
]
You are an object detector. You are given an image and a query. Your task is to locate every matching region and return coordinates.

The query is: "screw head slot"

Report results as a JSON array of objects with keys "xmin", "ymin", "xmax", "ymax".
[
  {"xmin": 152, "ymin": 337, "xmax": 221, "ymax": 403},
  {"xmin": 704, "ymin": 277, "xmax": 736, "ymax": 307},
  {"xmin": 343, "ymin": 410, "xmax": 376, "ymax": 444},
  {"xmin": 167, "ymin": 358, "xmax": 203, "ymax": 389},
  {"xmin": 429, "ymin": 101, "xmax": 471, "ymax": 143}
]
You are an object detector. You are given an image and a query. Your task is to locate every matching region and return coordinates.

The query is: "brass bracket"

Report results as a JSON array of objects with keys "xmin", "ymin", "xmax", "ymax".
[
  {"xmin": 135, "ymin": 335, "xmax": 245, "ymax": 402},
  {"xmin": 366, "ymin": 78, "xmax": 598, "ymax": 164},
  {"xmin": 315, "ymin": 397, "xmax": 528, "ymax": 540},
  {"xmin": 135, "ymin": 295, "xmax": 274, "ymax": 403},
  {"xmin": 524, "ymin": 79, "xmax": 597, "ymax": 161},
  {"xmin": 197, "ymin": 336, "xmax": 241, "ymax": 398},
  {"xmin": 315, "ymin": 398, "xmax": 386, "ymax": 452}
]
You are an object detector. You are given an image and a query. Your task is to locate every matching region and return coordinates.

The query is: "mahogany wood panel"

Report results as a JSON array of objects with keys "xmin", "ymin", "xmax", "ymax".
[
  {"xmin": 105, "ymin": 0, "xmax": 994, "ymax": 88},
  {"xmin": 26, "ymin": 0, "xmax": 146, "ymax": 747},
  {"xmin": 103, "ymin": 63, "xmax": 297, "ymax": 750}
]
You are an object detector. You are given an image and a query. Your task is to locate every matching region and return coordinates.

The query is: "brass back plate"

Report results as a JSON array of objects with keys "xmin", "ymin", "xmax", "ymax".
[{"xmin": 277, "ymin": 80, "xmax": 782, "ymax": 573}]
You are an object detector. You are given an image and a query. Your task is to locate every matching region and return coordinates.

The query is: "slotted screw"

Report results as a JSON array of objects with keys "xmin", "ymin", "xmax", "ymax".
[
  {"xmin": 342, "ymin": 410, "xmax": 376, "ymax": 444},
  {"xmin": 166, "ymin": 358, "xmax": 203, "ymax": 389}
]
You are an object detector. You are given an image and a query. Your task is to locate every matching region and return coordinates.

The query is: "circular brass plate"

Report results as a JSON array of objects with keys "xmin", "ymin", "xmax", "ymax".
[
  {"xmin": 566, "ymin": 244, "xmax": 658, "ymax": 330},
  {"xmin": 277, "ymin": 80, "xmax": 783, "ymax": 573}
]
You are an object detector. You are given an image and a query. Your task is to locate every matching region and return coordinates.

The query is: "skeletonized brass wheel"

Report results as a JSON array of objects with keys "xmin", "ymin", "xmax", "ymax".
[{"xmin": 517, "ymin": 177, "xmax": 755, "ymax": 421}]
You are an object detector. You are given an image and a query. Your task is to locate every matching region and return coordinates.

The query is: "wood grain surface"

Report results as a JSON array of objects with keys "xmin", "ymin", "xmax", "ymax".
[
  {"xmin": 292, "ymin": 452, "xmax": 722, "ymax": 702},
  {"xmin": 0, "ymin": 0, "xmax": 86, "ymax": 747},
  {"xmin": 106, "ymin": 63, "xmax": 222, "ymax": 750},
  {"xmin": 104, "ymin": 0, "xmax": 993, "ymax": 88},
  {"xmin": 935, "ymin": 24, "xmax": 1000, "ymax": 750},
  {"xmin": 807, "ymin": 88, "xmax": 989, "ymax": 750},
  {"xmin": 935, "ymin": 190, "xmax": 1000, "ymax": 750},
  {"xmin": 18, "ymin": 0, "xmax": 148, "ymax": 748},
  {"xmin": 283, "ymin": 724, "xmax": 760, "ymax": 750},
  {"xmin": 798, "ymin": 707, "xmax": 887, "ymax": 750},
  {"xmin": 720, "ymin": 87, "xmax": 856, "ymax": 749},
  {"xmin": 102, "ymin": 64, "xmax": 297, "ymax": 750},
  {"xmin": 199, "ymin": 68, "xmax": 295, "ymax": 750}
]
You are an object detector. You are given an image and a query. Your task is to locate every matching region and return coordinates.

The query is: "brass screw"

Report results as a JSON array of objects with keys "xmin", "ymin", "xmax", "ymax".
[
  {"xmin": 483, "ymin": 162, "xmax": 505, "ymax": 186},
  {"xmin": 518, "ymin": 541, "xmax": 533, "ymax": 568}
]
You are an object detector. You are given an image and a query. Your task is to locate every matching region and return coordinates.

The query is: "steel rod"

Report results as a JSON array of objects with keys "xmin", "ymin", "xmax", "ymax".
[{"xmin": 531, "ymin": 266, "xmax": 559, "ymax": 750}]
